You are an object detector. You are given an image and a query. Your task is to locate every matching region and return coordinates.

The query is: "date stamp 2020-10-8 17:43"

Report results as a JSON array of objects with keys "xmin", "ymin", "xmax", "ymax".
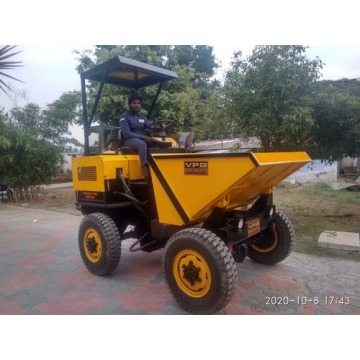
[{"xmin": 265, "ymin": 296, "xmax": 351, "ymax": 306}]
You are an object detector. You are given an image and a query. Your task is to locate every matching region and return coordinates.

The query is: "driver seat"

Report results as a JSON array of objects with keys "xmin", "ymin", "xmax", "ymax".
[
  {"xmin": 118, "ymin": 130, "xmax": 173, "ymax": 154},
  {"xmin": 118, "ymin": 130, "xmax": 138, "ymax": 155}
]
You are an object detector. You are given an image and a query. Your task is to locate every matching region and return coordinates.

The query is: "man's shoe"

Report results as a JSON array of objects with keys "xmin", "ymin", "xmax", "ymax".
[{"xmin": 141, "ymin": 164, "xmax": 150, "ymax": 183}]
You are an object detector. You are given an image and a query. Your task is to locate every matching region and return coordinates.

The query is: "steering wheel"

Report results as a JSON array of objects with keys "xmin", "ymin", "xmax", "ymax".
[
  {"xmin": 146, "ymin": 119, "xmax": 175, "ymax": 138},
  {"xmin": 151, "ymin": 119, "xmax": 175, "ymax": 132}
]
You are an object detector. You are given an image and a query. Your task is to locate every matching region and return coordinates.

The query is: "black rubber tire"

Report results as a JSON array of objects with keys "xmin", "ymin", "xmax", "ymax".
[
  {"xmin": 247, "ymin": 211, "xmax": 294, "ymax": 265},
  {"xmin": 162, "ymin": 227, "xmax": 238, "ymax": 314},
  {"xmin": 78, "ymin": 213, "xmax": 121, "ymax": 276}
]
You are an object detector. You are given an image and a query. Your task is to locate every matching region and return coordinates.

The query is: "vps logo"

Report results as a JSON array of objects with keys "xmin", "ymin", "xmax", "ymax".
[{"xmin": 184, "ymin": 161, "xmax": 208, "ymax": 175}]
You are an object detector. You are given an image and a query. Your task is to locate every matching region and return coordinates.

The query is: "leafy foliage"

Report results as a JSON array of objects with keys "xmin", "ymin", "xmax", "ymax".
[
  {"xmin": 223, "ymin": 46, "xmax": 323, "ymax": 151},
  {"xmin": 0, "ymin": 45, "xmax": 23, "ymax": 95},
  {"xmin": 9, "ymin": 91, "xmax": 82, "ymax": 147},
  {"xmin": 0, "ymin": 90, "xmax": 82, "ymax": 199},
  {"xmin": 74, "ymin": 45, "xmax": 220, "ymax": 138},
  {"xmin": 0, "ymin": 113, "xmax": 63, "ymax": 199},
  {"xmin": 311, "ymin": 79, "xmax": 360, "ymax": 160}
]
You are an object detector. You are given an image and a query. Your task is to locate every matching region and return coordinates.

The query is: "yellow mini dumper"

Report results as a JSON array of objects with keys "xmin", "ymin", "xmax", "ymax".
[{"xmin": 73, "ymin": 56, "xmax": 311, "ymax": 314}]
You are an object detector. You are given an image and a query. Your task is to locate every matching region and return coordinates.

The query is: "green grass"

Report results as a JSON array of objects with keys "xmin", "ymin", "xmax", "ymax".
[{"xmin": 274, "ymin": 183, "xmax": 360, "ymax": 261}]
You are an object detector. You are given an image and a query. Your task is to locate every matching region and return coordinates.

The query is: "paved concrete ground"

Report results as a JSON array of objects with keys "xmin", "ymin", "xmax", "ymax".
[{"xmin": 1, "ymin": 204, "xmax": 359, "ymax": 315}]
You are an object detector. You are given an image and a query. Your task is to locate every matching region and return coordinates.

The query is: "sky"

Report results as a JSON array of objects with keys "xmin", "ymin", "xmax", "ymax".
[
  {"xmin": 2, "ymin": 44, "xmax": 360, "ymax": 111},
  {"xmin": 1, "ymin": 44, "xmax": 360, "ymax": 142},
  {"xmin": 2, "ymin": 44, "xmax": 360, "ymax": 106}
]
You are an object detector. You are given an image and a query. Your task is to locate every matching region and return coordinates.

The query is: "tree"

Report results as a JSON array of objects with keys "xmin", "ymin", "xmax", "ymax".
[
  {"xmin": 0, "ymin": 109, "xmax": 11, "ymax": 150},
  {"xmin": 1, "ymin": 91, "xmax": 83, "ymax": 198},
  {"xmin": 311, "ymin": 79, "xmax": 360, "ymax": 161},
  {"xmin": 74, "ymin": 45, "xmax": 221, "ymax": 138},
  {"xmin": 10, "ymin": 91, "xmax": 82, "ymax": 148},
  {"xmin": 0, "ymin": 120, "xmax": 62, "ymax": 199},
  {"xmin": 223, "ymin": 46, "xmax": 323, "ymax": 151},
  {"xmin": 42, "ymin": 91, "xmax": 83, "ymax": 147},
  {"xmin": 0, "ymin": 45, "xmax": 23, "ymax": 95}
]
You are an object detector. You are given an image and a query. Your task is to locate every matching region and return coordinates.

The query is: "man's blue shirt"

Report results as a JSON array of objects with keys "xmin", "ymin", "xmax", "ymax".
[{"xmin": 119, "ymin": 110, "xmax": 151, "ymax": 141}]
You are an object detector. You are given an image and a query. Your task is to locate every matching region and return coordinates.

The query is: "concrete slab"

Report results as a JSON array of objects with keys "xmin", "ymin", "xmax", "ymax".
[
  {"xmin": 318, "ymin": 231, "xmax": 360, "ymax": 251},
  {"xmin": 327, "ymin": 182, "xmax": 357, "ymax": 191}
]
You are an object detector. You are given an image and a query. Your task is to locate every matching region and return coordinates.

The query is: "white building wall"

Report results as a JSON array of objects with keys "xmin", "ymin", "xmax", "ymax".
[
  {"xmin": 285, "ymin": 160, "xmax": 338, "ymax": 183},
  {"xmin": 62, "ymin": 154, "xmax": 74, "ymax": 172}
]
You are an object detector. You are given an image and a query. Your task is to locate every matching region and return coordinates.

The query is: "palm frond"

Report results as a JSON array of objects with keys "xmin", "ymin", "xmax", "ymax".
[
  {"xmin": 0, "ymin": 45, "xmax": 16, "ymax": 55},
  {"xmin": 0, "ymin": 71, "xmax": 24, "ymax": 83},
  {"xmin": 0, "ymin": 83, "xmax": 12, "ymax": 96},
  {"xmin": 0, "ymin": 51, "xmax": 22, "ymax": 62},
  {"xmin": 0, "ymin": 62, "xmax": 23, "ymax": 69},
  {"xmin": 0, "ymin": 45, "xmax": 24, "ymax": 95}
]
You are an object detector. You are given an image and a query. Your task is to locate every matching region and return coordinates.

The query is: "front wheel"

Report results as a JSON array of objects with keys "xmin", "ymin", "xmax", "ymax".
[
  {"xmin": 78, "ymin": 213, "xmax": 121, "ymax": 276},
  {"xmin": 162, "ymin": 228, "xmax": 238, "ymax": 314},
  {"xmin": 247, "ymin": 211, "xmax": 294, "ymax": 265}
]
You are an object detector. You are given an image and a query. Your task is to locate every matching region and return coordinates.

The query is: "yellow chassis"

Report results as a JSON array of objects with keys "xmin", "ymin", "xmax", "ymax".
[{"xmin": 73, "ymin": 151, "xmax": 311, "ymax": 227}]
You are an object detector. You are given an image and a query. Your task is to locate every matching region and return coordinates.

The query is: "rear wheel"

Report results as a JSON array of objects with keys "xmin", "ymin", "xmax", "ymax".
[
  {"xmin": 78, "ymin": 213, "xmax": 121, "ymax": 275},
  {"xmin": 248, "ymin": 211, "xmax": 294, "ymax": 265},
  {"xmin": 162, "ymin": 228, "xmax": 237, "ymax": 314}
]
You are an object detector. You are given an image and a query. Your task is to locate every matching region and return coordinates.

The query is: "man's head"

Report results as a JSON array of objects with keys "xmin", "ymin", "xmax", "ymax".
[{"xmin": 128, "ymin": 93, "xmax": 142, "ymax": 113}]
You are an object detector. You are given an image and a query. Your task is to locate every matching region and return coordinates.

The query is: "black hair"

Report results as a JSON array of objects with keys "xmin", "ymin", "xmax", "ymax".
[{"xmin": 128, "ymin": 93, "xmax": 142, "ymax": 105}]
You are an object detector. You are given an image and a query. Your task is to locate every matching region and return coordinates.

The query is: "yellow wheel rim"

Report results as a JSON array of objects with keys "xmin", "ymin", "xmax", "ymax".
[
  {"xmin": 173, "ymin": 249, "xmax": 212, "ymax": 298},
  {"xmin": 251, "ymin": 223, "xmax": 278, "ymax": 253},
  {"xmin": 83, "ymin": 227, "xmax": 103, "ymax": 263}
]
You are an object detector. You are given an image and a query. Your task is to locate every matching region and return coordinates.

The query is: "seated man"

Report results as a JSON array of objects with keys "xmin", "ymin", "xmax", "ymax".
[{"xmin": 119, "ymin": 93, "xmax": 157, "ymax": 180}]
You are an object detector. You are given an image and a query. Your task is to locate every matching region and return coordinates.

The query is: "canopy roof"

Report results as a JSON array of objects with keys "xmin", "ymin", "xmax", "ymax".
[{"xmin": 81, "ymin": 55, "xmax": 178, "ymax": 89}]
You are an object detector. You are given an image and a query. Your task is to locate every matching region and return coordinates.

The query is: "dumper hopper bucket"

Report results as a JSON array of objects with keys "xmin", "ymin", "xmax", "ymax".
[{"xmin": 148, "ymin": 151, "xmax": 311, "ymax": 226}]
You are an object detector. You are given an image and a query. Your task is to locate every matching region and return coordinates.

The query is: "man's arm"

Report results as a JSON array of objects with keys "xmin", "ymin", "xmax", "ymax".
[{"xmin": 142, "ymin": 117, "xmax": 159, "ymax": 142}]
